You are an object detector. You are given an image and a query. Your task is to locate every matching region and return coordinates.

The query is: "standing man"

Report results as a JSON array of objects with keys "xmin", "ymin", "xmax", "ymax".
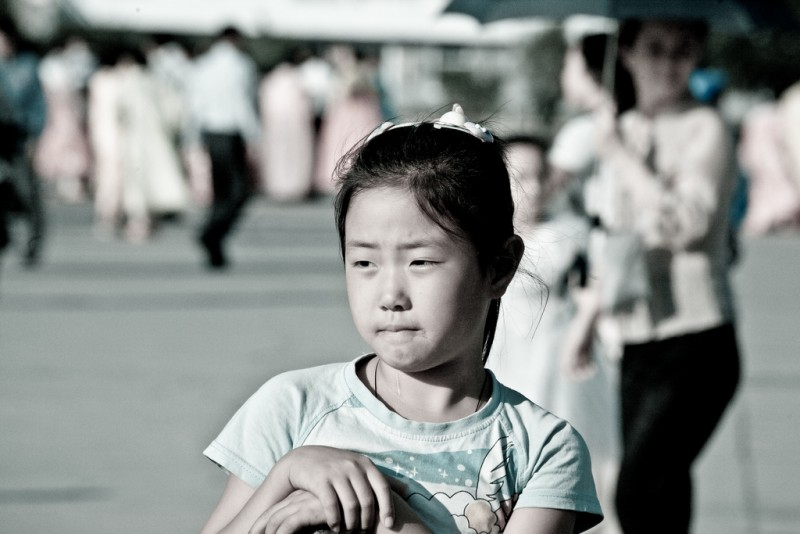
[
  {"xmin": 0, "ymin": 16, "xmax": 47, "ymax": 268},
  {"xmin": 185, "ymin": 27, "xmax": 260, "ymax": 269}
]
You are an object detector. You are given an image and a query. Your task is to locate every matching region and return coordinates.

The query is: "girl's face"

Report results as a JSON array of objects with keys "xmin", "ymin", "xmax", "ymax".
[
  {"xmin": 344, "ymin": 186, "xmax": 500, "ymax": 375},
  {"xmin": 621, "ymin": 21, "xmax": 702, "ymax": 114}
]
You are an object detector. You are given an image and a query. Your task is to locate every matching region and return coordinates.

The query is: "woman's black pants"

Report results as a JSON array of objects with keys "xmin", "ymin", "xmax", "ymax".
[{"xmin": 615, "ymin": 323, "xmax": 740, "ymax": 533}]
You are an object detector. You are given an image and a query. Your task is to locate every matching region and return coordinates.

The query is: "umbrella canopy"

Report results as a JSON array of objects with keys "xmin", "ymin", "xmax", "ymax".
[
  {"xmin": 443, "ymin": 0, "xmax": 800, "ymax": 33},
  {"xmin": 60, "ymin": 0, "xmax": 550, "ymax": 45}
]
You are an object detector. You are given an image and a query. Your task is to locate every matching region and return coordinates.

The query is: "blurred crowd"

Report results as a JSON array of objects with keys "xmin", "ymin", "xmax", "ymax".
[
  {"xmin": 1, "ymin": 15, "xmax": 798, "ymax": 271},
  {"xmin": 2, "ymin": 9, "xmax": 800, "ymax": 534},
  {"xmin": 0, "ymin": 18, "xmax": 391, "ymax": 267}
]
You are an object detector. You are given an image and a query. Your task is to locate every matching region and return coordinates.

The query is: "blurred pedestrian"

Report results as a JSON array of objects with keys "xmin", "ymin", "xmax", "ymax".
[
  {"xmin": 737, "ymin": 78, "xmax": 800, "ymax": 236},
  {"xmin": 492, "ymin": 31, "xmax": 633, "ymax": 534},
  {"xmin": 34, "ymin": 37, "xmax": 94, "ymax": 203},
  {"xmin": 781, "ymin": 80, "xmax": 800, "ymax": 199},
  {"xmin": 313, "ymin": 45, "xmax": 383, "ymax": 196},
  {"xmin": 297, "ymin": 47, "xmax": 332, "ymax": 134},
  {"xmin": 489, "ymin": 136, "xmax": 604, "ymax": 416},
  {"xmin": 87, "ymin": 49, "xmax": 123, "ymax": 240},
  {"xmin": 144, "ymin": 34, "xmax": 191, "ymax": 97},
  {"xmin": 737, "ymin": 100, "xmax": 800, "ymax": 235},
  {"xmin": 564, "ymin": 19, "xmax": 741, "ymax": 534},
  {"xmin": 115, "ymin": 48, "xmax": 188, "ymax": 242},
  {"xmin": 258, "ymin": 49, "xmax": 315, "ymax": 201},
  {"xmin": 87, "ymin": 47, "xmax": 188, "ymax": 243},
  {"xmin": 0, "ymin": 16, "xmax": 47, "ymax": 268},
  {"xmin": 185, "ymin": 27, "xmax": 260, "ymax": 268}
]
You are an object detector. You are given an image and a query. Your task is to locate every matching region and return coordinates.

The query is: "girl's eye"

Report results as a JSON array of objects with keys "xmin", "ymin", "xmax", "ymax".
[
  {"xmin": 352, "ymin": 260, "xmax": 374, "ymax": 268},
  {"xmin": 410, "ymin": 260, "xmax": 437, "ymax": 267}
]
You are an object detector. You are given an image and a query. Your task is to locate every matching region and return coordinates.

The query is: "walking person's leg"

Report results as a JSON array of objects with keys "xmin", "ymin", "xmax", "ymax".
[
  {"xmin": 615, "ymin": 325, "xmax": 740, "ymax": 533},
  {"xmin": 198, "ymin": 132, "xmax": 250, "ymax": 268},
  {"xmin": 211, "ymin": 133, "xmax": 249, "ymax": 239},
  {"xmin": 22, "ymin": 155, "xmax": 44, "ymax": 266},
  {"xmin": 7, "ymin": 150, "xmax": 45, "ymax": 267}
]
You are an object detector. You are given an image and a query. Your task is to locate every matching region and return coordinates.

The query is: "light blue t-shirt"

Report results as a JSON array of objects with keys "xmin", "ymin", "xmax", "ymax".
[{"xmin": 204, "ymin": 355, "xmax": 603, "ymax": 533}]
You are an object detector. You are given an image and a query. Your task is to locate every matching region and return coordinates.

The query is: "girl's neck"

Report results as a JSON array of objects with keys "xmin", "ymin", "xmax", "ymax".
[{"xmin": 365, "ymin": 356, "xmax": 489, "ymax": 423}]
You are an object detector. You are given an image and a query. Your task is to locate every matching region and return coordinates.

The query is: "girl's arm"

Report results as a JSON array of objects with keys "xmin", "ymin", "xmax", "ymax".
[
  {"xmin": 201, "ymin": 475, "xmax": 256, "ymax": 534},
  {"xmin": 202, "ymin": 446, "xmax": 395, "ymax": 534},
  {"xmin": 249, "ymin": 489, "xmax": 433, "ymax": 534},
  {"xmin": 502, "ymin": 507, "xmax": 577, "ymax": 534}
]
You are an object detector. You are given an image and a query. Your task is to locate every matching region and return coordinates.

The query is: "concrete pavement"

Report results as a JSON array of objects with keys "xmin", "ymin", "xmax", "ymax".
[{"xmin": 0, "ymin": 198, "xmax": 798, "ymax": 533}]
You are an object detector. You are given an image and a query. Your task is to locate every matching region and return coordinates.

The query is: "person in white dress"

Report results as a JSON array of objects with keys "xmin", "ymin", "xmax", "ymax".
[
  {"xmin": 489, "ymin": 30, "xmax": 636, "ymax": 533},
  {"xmin": 488, "ymin": 134, "xmax": 620, "ymax": 534}
]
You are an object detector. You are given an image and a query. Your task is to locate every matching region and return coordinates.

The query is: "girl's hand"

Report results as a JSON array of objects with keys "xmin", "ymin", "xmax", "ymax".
[
  {"xmin": 251, "ymin": 488, "xmax": 434, "ymax": 534},
  {"xmin": 249, "ymin": 489, "xmax": 328, "ymax": 534},
  {"xmin": 276, "ymin": 446, "xmax": 395, "ymax": 533}
]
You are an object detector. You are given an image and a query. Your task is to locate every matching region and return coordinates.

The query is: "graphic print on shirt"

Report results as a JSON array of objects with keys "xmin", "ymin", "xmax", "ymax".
[{"xmin": 372, "ymin": 437, "xmax": 518, "ymax": 534}]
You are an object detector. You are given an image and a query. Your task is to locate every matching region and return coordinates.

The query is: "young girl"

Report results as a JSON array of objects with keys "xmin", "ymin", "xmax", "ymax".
[{"xmin": 201, "ymin": 105, "xmax": 603, "ymax": 534}]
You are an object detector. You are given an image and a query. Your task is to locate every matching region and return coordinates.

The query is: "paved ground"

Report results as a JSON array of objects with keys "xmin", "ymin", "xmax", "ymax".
[{"xmin": 1, "ymin": 198, "xmax": 798, "ymax": 533}]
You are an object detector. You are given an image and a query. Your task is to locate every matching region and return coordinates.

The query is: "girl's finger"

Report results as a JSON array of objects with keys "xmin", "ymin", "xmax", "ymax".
[
  {"xmin": 314, "ymin": 485, "xmax": 343, "ymax": 533},
  {"xmin": 367, "ymin": 468, "xmax": 395, "ymax": 529},
  {"xmin": 331, "ymin": 480, "xmax": 361, "ymax": 532},
  {"xmin": 249, "ymin": 495, "xmax": 294, "ymax": 534},
  {"xmin": 261, "ymin": 491, "xmax": 326, "ymax": 534},
  {"xmin": 348, "ymin": 472, "xmax": 377, "ymax": 530}
]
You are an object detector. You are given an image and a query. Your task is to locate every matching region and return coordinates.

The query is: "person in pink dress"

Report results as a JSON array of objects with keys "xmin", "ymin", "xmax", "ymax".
[
  {"xmin": 737, "ymin": 101, "xmax": 800, "ymax": 235},
  {"xmin": 34, "ymin": 37, "xmax": 94, "ymax": 203},
  {"xmin": 313, "ymin": 45, "xmax": 383, "ymax": 196},
  {"xmin": 259, "ymin": 51, "xmax": 315, "ymax": 201}
]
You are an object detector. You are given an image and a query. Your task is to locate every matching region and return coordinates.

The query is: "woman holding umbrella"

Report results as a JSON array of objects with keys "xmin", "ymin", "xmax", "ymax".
[{"xmin": 566, "ymin": 18, "xmax": 741, "ymax": 533}]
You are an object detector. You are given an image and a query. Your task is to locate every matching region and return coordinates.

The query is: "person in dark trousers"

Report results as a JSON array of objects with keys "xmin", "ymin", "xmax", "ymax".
[
  {"xmin": 0, "ymin": 16, "xmax": 47, "ymax": 268},
  {"xmin": 562, "ymin": 19, "xmax": 741, "ymax": 533},
  {"xmin": 185, "ymin": 27, "xmax": 260, "ymax": 269}
]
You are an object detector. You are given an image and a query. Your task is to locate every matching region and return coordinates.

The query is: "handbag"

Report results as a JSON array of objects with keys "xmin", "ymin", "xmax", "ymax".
[{"xmin": 599, "ymin": 230, "xmax": 651, "ymax": 312}]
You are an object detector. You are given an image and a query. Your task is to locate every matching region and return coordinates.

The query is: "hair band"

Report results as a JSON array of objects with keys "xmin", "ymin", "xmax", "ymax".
[{"xmin": 367, "ymin": 104, "xmax": 494, "ymax": 144}]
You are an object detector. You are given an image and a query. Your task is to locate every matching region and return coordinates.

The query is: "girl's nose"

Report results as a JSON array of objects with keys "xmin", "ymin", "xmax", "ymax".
[{"xmin": 379, "ymin": 270, "xmax": 411, "ymax": 311}]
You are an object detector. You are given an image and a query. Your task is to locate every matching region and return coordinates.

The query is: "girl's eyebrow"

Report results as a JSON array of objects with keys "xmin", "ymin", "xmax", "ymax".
[
  {"xmin": 345, "ymin": 239, "xmax": 377, "ymax": 249},
  {"xmin": 345, "ymin": 239, "xmax": 442, "ymax": 250}
]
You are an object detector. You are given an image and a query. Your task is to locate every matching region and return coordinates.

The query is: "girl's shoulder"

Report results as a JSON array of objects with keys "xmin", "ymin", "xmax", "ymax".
[
  {"xmin": 244, "ymin": 359, "xmax": 354, "ymax": 417},
  {"xmin": 494, "ymin": 379, "xmax": 581, "ymax": 443}
]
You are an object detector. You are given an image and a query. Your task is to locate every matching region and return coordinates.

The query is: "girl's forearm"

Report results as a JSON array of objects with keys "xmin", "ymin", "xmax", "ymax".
[{"xmin": 216, "ymin": 460, "xmax": 296, "ymax": 533}]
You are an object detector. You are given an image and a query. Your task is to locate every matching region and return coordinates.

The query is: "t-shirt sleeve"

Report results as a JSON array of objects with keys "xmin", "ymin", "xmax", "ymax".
[
  {"xmin": 515, "ymin": 419, "xmax": 604, "ymax": 532},
  {"xmin": 203, "ymin": 372, "xmax": 308, "ymax": 487}
]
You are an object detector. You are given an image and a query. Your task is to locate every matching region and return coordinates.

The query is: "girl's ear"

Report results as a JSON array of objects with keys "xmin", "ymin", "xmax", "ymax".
[{"xmin": 488, "ymin": 235, "xmax": 525, "ymax": 298}]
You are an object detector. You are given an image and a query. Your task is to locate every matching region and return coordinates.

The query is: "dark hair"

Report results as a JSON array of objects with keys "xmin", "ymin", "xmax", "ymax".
[
  {"xmin": 580, "ymin": 33, "xmax": 636, "ymax": 113},
  {"xmin": 334, "ymin": 120, "xmax": 517, "ymax": 362},
  {"xmin": 0, "ymin": 16, "xmax": 21, "ymax": 44},
  {"xmin": 219, "ymin": 26, "xmax": 243, "ymax": 41},
  {"xmin": 505, "ymin": 133, "xmax": 549, "ymax": 155},
  {"xmin": 0, "ymin": 15, "xmax": 33, "ymax": 54},
  {"xmin": 618, "ymin": 18, "xmax": 709, "ymax": 49}
]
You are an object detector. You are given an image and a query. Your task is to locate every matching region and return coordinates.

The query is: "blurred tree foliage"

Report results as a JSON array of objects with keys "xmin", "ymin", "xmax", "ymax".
[
  {"xmin": 708, "ymin": 31, "xmax": 800, "ymax": 96},
  {"xmin": 521, "ymin": 28, "xmax": 566, "ymax": 127}
]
